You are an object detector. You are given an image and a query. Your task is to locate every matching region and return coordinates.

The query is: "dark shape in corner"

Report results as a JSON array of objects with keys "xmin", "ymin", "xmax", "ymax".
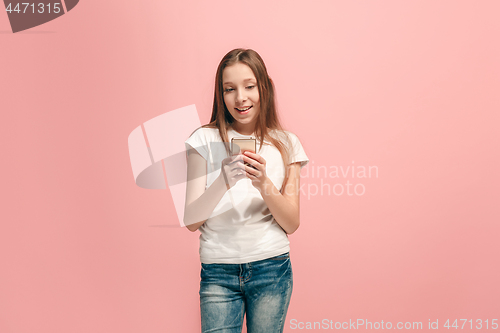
[{"xmin": 4, "ymin": 0, "xmax": 79, "ymax": 33}]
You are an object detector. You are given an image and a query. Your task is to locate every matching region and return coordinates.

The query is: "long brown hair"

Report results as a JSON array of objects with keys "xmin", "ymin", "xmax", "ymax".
[{"xmin": 202, "ymin": 48, "xmax": 293, "ymax": 192}]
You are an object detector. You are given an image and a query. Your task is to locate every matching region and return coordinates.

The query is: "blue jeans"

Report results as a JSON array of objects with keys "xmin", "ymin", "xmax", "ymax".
[{"xmin": 200, "ymin": 252, "xmax": 293, "ymax": 333}]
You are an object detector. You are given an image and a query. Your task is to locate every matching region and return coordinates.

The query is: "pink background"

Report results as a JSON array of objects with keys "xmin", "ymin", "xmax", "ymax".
[{"xmin": 1, "ymin": 1, "xmax": 499, "ymax": 332}]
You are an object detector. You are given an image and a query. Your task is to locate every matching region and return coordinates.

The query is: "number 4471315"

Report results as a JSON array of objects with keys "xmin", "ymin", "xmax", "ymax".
[
  {"xmin": 6, "ymin": 3, "xmax": 62, "ymax": 14},
  {"xmin": 444, "ymin": 319, "xmax": 498, "ymax": 329}
]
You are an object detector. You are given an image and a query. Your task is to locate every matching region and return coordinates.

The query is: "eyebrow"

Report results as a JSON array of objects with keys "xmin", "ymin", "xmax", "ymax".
[{"xmin": 223, "ymin": 78, "xmax": 256, "ymax": 85}]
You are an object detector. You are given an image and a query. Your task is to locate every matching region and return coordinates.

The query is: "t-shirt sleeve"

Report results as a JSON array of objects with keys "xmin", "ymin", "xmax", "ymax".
[
  {"xmin": 185, "ymin": 128, "xmax": 209, "ymax": 161},
  {"xmin": 288, "ymin": 132, "xmax": 309, "ymax": 168}
]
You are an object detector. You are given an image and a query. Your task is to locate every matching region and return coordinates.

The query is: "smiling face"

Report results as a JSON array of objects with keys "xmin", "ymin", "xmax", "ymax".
[{"xmin": 222, "ymin": 62, "xmax": 261, "ymax": 135}]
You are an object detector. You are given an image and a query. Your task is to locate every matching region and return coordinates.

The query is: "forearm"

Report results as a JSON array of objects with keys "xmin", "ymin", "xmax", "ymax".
[
  {"xmin": 259, "ymin": 179, "xmax": 300, "ymax": 234},
  {"xmin": 184, "ymin": 174, "xmax": 227, "ymax": 231}
]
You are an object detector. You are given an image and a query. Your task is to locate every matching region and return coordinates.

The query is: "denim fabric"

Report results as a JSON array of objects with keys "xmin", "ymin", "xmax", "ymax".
[{"xmin": 200, "ymin": 252, "xmax": 293, "ymax": 333}]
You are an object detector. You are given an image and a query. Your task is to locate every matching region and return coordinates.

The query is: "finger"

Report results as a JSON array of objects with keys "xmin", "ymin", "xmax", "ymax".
[
  {"xmin": 230, "ymin": 167, "xmax": 246, "ymax": 178},
  {"xmin": 230, "ymin": 162, "xmax": 245, "ymax": 172},
  {"xmin": 246, "ymin": 170, "xmax": 258, "ymax": 179},
  {"xmin": 243, "ymin": 151, "xmax": 265, "ymax": 164},
  {"xmin": 227, "ymin": 160, "xmax": 239, "ymax": 168},
  {"xmin": 229, "ymin": 154, "xmax": 244, "ymax": 165},
  {"xmin": 233, "ymin": 172, "xmax": 246, "ymax": 180},
  {"xmin": 244, "ymin": 164, "xmax": 258, "ymax": 177},
  {"xmin": 242, "ymin": 156, "xmax": 260, "ymax": 171}
]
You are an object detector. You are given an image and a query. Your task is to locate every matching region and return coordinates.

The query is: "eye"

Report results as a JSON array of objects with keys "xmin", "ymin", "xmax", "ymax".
[
  {"xmin": 246, "ymin": 85, "xmax": 255, "ymax": 89},
  {"xmin": 224, "ymin": 88, "xmax": 234, "ymax": 93}
]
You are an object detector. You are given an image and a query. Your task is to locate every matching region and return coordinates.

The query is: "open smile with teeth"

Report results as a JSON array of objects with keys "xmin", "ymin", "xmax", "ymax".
[{"xmin": 236, "ymin": 106, "xmax": 252, "ymax": 113}]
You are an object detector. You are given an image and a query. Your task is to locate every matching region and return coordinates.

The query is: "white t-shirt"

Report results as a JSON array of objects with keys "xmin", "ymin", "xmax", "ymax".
[{"xmin": 184, "ymin": 127, "xmax": 309, "ymax": 264}]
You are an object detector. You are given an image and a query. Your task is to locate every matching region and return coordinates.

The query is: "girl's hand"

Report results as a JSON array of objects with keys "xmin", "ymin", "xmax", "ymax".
[
  {"xmin": 220, "ymin": 154, "xmax": 247, "ymax": 189},
  {"xmin": 242, "ymin": 151, "xmax": 269, "ymax": 192}
]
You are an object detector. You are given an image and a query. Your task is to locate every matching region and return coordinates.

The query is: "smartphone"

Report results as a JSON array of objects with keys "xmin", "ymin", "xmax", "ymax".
[{"xmin": 231, "ymin": 137, "xmax": 256, "ymax": 168}]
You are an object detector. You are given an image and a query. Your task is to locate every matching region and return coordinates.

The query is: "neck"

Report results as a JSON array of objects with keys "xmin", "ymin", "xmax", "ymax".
[{"xmin": 231, "ymin": 124, "xmax": 255, "ymax": 136}]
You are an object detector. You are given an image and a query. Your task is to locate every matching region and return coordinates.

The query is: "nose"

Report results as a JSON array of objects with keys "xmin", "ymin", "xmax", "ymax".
[{"xmin": 236, "ymin": 89, "xmax": 247, "ymax": 104}]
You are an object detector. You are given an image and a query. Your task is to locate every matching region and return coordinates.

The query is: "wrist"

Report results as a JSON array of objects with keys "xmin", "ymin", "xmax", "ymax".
[
  {"xmin": 258, "ymin": 177, "xmax": 273, "ymax": 195},
  {"xmin": 218, "ymin": 172, "xmax": 230, "ymax": 191}
]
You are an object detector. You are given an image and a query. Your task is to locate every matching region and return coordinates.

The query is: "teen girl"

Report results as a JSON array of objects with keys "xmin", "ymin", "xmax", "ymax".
[{"xmin": 184, "ymin": 48, "xmax": 309, "ymax": 333}]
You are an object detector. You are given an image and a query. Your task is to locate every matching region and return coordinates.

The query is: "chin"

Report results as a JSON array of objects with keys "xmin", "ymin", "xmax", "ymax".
[{"xmin": 239, "ymin": 118, "xmax": 254, "ymax": 125}]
